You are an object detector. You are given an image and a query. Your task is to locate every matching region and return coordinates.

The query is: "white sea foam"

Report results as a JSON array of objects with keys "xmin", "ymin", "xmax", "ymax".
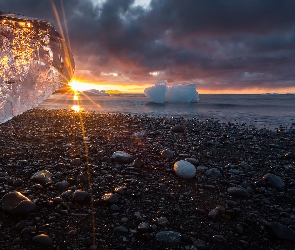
[{"xmin": 144, "ymin": 81, "xmax": 199, "ymax": 103}]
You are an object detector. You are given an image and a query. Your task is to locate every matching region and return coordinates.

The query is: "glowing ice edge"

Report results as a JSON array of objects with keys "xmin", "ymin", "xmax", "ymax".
[{"xmin": 144, "ymin": 81, "xmax": 199, "ymax": 103}]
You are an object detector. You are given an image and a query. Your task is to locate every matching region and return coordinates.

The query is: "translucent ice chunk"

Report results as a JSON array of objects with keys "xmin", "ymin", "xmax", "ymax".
[
  {"xmin": 0, "ymin": 12, "xmax": 75, "ymax": 123},
  {"xmin": 144, "ymin": 80, "xmax": 168, "ymax": 103},
  {"xmin": 144, "ymin": 81, "xmax": 199, "ymax": 103}
]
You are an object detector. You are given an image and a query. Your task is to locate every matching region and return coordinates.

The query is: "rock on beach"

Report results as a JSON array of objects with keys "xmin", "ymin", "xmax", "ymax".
[
  {"xmin": 1, "ymin": 191, "xmax": 37, "ymax": 215},
  {"xmin": 0, "ymin": 110, "xmax": 295, "ymax": 250},
  {"xmin": 173, "ymin": 160, "xmax": 196, "ymax": 179},
  {"xmin": 111, "ymin": 151, "xmax": 134, "ymax": 163}
]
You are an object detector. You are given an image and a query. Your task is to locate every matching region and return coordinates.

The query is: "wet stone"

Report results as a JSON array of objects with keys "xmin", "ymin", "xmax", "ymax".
[
  {"xmin": 185, "ymin": 157, "xmax": 199, "ymax": 165},
  {"xmin": 30, "ymin": 170, "xmax": 52, "ymax": 186},
  {"xmin": 157, "ymin": 217, "xmax": 169, "ymax": 226},
  {"xmin": 227, "ymin": 187, "xmax": 250, "ymax": 198},
  {"xmin": 1, "ymin": 191, "xmax": 37, "ymax": 215},
  {"xmin": 161, "ymin": 149, "xmax": 174, "ymax": 159},
  {"xmin": 212, "ymin": 234, "xmax": 227, "ymax": 244},
  {"xmin": 156, "ymin": 231, "xmax": 181, "ymax": 243},
  {"xmin": 54, "ymin": 162, "xmax": 66, "ymax": 171},
  {"xmin": 205, "ymin": 168, "xmax": 222, "ymax": 177},
  {"xmin": 55, "ymin": 181, "xmax": 69, "ymax": 191},
  {"xmin": 285, "ymin": 152, "xmax": 295, "ymax": 160},
  {"xmin": 70, "ymin": 158, "xmax": 81, "ymax": 166},
  {"xmin": 114, "ymin": 226, "xmax": 128, "ymax": 234},
  {"xmin": 265, "ymin": 222, "xmax": 295, "ymax": 242},
  {"xmin": 174, "ymin": 160, "xmax": 196, "ymax": 179},
  {"xmin": 262, "ymin": 173, "xmax": 285, "ymax": 189},
  {"xmin": 32, "ymin": 234, "xmax": 53, "ymax": 246},
  {"xmin": 72, "ymin": 190, "xmax": 91, "ymax": 203},
  {"xmin": 111, "ymin": 151, "xmax": 134, "ymax": 164},
  {"xmin": 102, "ymin": 193, "xmax": 119, "ymax": 203},
  {"xmin": 132, "ymin": 158, "xmax": 144, "ymax": 168},
  {"xmin": 138, "ymin": 221, "xmax": 149, "ymax": 232},
  {"xmin": 171, "ymin": 125, "xmax": 185, "ymax": 133}
]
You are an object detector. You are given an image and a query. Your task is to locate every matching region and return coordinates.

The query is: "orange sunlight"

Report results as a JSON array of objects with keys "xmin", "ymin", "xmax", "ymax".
[
  {"xmin": 69, "ymin": 78, "xmax": 295, "ymax": 95},
  {"xmin": 68, "ymin": 78, "xmax": 151, "ymax": 94}
]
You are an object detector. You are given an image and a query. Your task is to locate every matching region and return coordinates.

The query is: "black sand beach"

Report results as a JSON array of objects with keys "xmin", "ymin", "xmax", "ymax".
[{"xmin": 0, "ymin": 109, "xmax": 295, "ymax": 249}]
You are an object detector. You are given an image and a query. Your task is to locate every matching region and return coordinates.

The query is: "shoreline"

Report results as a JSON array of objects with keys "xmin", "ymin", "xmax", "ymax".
[{"xmin": 0, "ymin": 109, "xmax": 295, "ymax": 249}]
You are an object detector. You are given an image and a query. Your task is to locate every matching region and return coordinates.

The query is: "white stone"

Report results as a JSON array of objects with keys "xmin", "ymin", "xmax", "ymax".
[
  {"xmin": 111, "ymin": 151, "xmax": 134, "ymax": 163},
  {"xmin": 173, "ymin": 160, "xmax": 196, "ymax": 179}
]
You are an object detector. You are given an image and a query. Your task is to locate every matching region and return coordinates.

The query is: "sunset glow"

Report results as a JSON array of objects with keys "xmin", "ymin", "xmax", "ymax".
[{"xmin": 2, "ymin": 1, "xmax": 295, "ymax": 95}]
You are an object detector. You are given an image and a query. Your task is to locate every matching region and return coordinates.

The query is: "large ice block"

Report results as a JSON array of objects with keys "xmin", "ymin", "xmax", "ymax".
[{"xmin": 0, "ymin": 12, "xmax": 75, "ymax": 123}]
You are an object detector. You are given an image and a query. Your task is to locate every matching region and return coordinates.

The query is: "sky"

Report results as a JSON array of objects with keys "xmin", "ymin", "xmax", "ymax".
[{"xmin": 1, "ymin": 0, "xmax": 295, "ymax": 93}]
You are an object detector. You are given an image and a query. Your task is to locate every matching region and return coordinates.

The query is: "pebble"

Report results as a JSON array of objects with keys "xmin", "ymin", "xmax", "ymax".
[
  {"xmin": 161, "ymin": 149, "xmax": 174, "ymax": 159},
  {"xmin": 132, "ymin": 159, "xmax": 144, "ymax": 168},
  {"xmin": 111, "ymin": 151, "xmax": 134, "ymax": 163},
  {"xmin": 1, "ymin": 191, "xmax": 37, "ymax": 215},
  {"xmin": 184, "ymin": 158, "xmax": 199, "ymax": 165},
  {"xmin": 114, "ymin": 226, "xmax": 129, "ymax": 233},
  {"xmin": 265, "ymin": 222, "xmax": 295, "ymax": 242},
  {"xmin": 157, "ymin": 217, "xmax": 169, "ymax": 226},
  {"xmin": 156, "ymin": 231, "xmax": 181, "ymax": 243},
  {"xmin": 72, "ymin": 190, "xmax": 91, "ymax": 203},
  {"xmin": 205, "ymin": 168, "xmax": 222, "ymax": 177},
  {"xmin": 212, "ymin": 234, "xmax": 227, "ymax": 244},
  {"xmin": 227, "ymin": 187, "xmax": 250, "ymax": 198},
  {"xmin": 102, "ymin": 193, "xmax": 119, "ymax": 203},
  {"xmin": 138, "ymin": 222, "xmax": 149, "ymax": 232},
  {"xmin": 208, "ymin": 209, "xmax": 219, "ymax": 220},
  {"xmin": 262, "ymin": 173, "xmax": 285, "ymax": 189},
  {"xmin": 171, "ymin": 125, "xmax": 185, "ymax": 133},
  {"xmin": 174, "ymin": 160, "xmax": 196, "ymax": 179},
  {"xmin": 30, "ymin": 170, "xmax": 53, "ymax": 186},
  {"xmin": 32, "ymin": 234, "xmax": 53, "ymax": 245},
  {"xmin": 55, "ymin": 181, "xmax": 69, "ymax": 191}
]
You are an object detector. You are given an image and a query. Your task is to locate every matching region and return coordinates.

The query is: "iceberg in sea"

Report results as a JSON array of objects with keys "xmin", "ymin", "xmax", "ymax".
[
  {"xmin": 0, "ymin": 12, "xmax": 75, "ymax": 123},
  {"xmin": 144, "ymin": 81, "xmax": 199, "ymax": 103},
  {"xmin": 144, "ymin": 81, "xmax": 168, "ymax": 103}
]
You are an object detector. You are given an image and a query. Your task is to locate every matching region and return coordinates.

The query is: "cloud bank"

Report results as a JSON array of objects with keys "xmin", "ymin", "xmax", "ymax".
[{"xmin": 1, "ymin": 0, "xmax": 295, "ymax": 93}]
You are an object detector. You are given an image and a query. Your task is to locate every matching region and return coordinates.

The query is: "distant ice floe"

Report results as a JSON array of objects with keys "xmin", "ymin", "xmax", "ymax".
[
  {"xmin": 144, "ymin": 81, "xmax": 199, "ymax": 103},
  {"xmin": 83, "ymin": 89, "xmax": 110, "ymax": 96}
]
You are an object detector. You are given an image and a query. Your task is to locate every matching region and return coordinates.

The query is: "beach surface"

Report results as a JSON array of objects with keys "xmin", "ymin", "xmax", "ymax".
[{"xmin": 0, "ymin": 109, "xmax": 295, "ymax": 249}]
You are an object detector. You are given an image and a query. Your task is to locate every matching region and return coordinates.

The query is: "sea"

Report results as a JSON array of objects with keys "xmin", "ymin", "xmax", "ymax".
[{"xmin": 38, "ymin": 93, "xmax": 295, "ymax": 132}]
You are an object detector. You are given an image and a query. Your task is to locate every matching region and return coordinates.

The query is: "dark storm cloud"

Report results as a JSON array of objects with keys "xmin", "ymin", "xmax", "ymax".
[{"xmin": 1, "ymin": 0, "xmax": 295, "ymax": 91}]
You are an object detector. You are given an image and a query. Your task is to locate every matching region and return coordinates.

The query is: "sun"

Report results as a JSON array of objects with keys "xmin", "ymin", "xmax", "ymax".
[{"xmin": 69, "ymin": 80, "xmax": 90, "ymax": 91}]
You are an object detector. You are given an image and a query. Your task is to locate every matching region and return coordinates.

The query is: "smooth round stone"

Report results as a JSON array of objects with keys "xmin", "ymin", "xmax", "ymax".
[
  {"xmin": 156, "ymin": 231, "xmax": 181, "ymax": 243},
  {"xmin": 111, "ymin": 151, "xmax": 134, "ymax": 164},
  {"xmin": 30, "ymin": 170, "xmax": 52, "ymax": 186},
  {"xmin": 114, "ymin": 226, "xmax": 128, "ymax": 233},
  {"xmin": 55, "ymin": 181, "xmax": 69, "ymax": 191},
  {"xmin": 212, "ymin": 234, "xmax": 227, "ymax": 244},
  {"xmin": 157, "ymin": 217, "xmax": 169, "ymax": 226},
  {"xmin": 171, "ymin": 125, "xmax": 185, "ymax": 133},
  {"xmin": 227, "ymin": 187, "xmax": 250, "ymax": 198},
  {"xmin": 197, "ymin": 166, "xmax": 208, "ymax": 173},
  {"xmin": 1, "ymin": 191, "xmax": 37, "ymax": 215},
  {"xmin": 54, "ymin": 162, "xmax": 66, "ymax": 171},
  {"xmin": 32, "ymin": 234, "xmax": 53, "ymax": 245},
  {"xmin": 174, "ymin": 160, "xmax": 196, "ymax": 179},
  {"xmin": 72, "ymin": 190, "xmax": 90, "ymax": 203},
  {"xmin": 132, "ymin": 159, "xmax": 144, "ymax": 168},
  {"xmin": 185, "ymin": 158, "xmax": 199, "ymax": 165},
  {"xmin": 70, "ymin": 158, "xmax": 81, "ymax": 166},
  {"xmin": 265, "ymin": 222, "xmax": 295, "ymax": 242},
  {"xmin": 102, "ymin": 193, "xmax": 119, "ymax": 203},
  {"xmin": 262, "ymin": 173, "xmax": 285, "ymax": 189},
  {"xmin": 205, "ymin": 168, "xmax": 222, "ymax": 177},
  {"xmin": 285, "ymin": 152, "xmax": 295, "ymax": 160},
  {"xmin": 138, "ymin": 222, "xmax": 149, "ymax": 232},
  {"xmin": 161, "ymin": 149, "xmax": 174, "ymax": 159}
]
